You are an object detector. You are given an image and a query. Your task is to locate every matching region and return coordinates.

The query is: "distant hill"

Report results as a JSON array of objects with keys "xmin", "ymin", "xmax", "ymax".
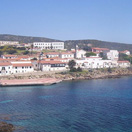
[
  {"xmin": 65, "ymin": 40, "xmax": 132, "ymax": 53},
  {"xmin": 0, "ymin": 34, "xmax": 132, "ymax": 53},
  {"xmin": 0, "ymin": 34, "xmax": 61, "ymax": 43}
]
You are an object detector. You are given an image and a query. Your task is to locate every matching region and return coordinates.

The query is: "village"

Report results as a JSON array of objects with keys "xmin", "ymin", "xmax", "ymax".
[{"xmin": 0, "ymin": 40, "xmax": 131, "ymax": 76}]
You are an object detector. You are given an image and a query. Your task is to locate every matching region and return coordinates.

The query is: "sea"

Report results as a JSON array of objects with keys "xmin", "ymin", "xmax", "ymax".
[{"xmin": 0, "ymin": 76, "xmax": 132, "ymax": 132}]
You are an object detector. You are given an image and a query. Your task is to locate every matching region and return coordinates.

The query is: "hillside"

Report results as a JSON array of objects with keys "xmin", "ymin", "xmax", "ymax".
[
  {"xmin": 0, "ymin": 34, "xmax": 61, "ymax": 43},
  {"xmin": 0, "ymin": 34, "xmax": 132, "ymax": 52},
  {"xmin": 65, "ymin": 40, "xmax": 132, "ymax": 53}
]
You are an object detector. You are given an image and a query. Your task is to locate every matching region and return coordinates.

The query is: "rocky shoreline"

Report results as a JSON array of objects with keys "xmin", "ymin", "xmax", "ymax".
[
  {"xmin": 0, "ymin": 122, "xmax": 15, "ymax": 132},
  {"xmin": 0, "ymin": 68, "xmax": 132, "ymax": 82}
]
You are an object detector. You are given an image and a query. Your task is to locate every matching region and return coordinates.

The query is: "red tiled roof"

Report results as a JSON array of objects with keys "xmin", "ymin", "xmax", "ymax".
[
  {"xmin": 119, "ymin": 50, "xmax": 130, "ymax": 53},
  {"xmin": 46, "ymin": 52, "xmax": 59, "ymax": 55},
  {"xmin": 86, "ymin": 57, "xmax": 102, "ymax": 58},
  {"xmin": 12, "ymin": 63, "xmax": 33, "ymax": 67},
  {"xmin": 40, "ymin": 60, "xmax": 67, "ymax": 64},
  {"xmin": 0, "ymin": 62, "xmax": 11, "ymax": 66},
  {"xmin": 92, "ymin": 47, "xmax": 109, "ymax": 50},
  {"xmin": 118, "ymin": 61, "xmax": 130, "ymax": 63},
  {"xmin": 2, "ymin": 55, "xmax": 17, "ymax": 57},
  {"xmin": 60, "ymin": 52, "xmax": 74, "ymax": 55}
]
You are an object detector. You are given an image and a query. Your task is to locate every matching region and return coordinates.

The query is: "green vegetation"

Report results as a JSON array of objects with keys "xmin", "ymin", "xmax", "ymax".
[
  {"xmin": 23, "ymin": 50, "xmax": 30, "ymax": 55},
  {"xmin": 68, "ymin": 60, "xmax": 76, "ymax": 71},
  {"xmin": 68, "ymin": 60, "xmax": 83, "ymax": 72},
  {"xmin": 119, "ymin": 53, "xmax": 132, "ymax": 64},
  {"xmin": 0, "ymin": 46, "xmax": 29, "ymax": 55},
  {"xmin": 85, "ymin": 52, "xmax": 96, "ymax": 57},
  {"xmin": 99, "ymin": 52, "xmax": 107, "ymax": 60}
]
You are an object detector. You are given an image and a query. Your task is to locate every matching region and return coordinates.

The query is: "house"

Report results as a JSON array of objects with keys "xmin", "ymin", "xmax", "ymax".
[
  {"xmin": 11, "ymin": 61, "xmax": 34, "ymax": 74},
  {"xmin": 119, "ymin": 50, "xmax": 130, "ymax": 56},
  {"xmin": 0, "ymin": 62, "xmax": 12, "ymax": 75},
  {"xmin": 59, "ymin": 52, "xmax": 74, "ymax": 59},
  {"xmin": 103, "ymin": 50, "xmax": 119, "ymax": 61},
  {"xmin": 39, "ymin": 60, "xmax": 68, "ymax": 71},
  {"xmin": 46, "ymin": 52, "xmax": 59, "ymax": 58},
  {"xmin": 91, "ymin": 47, "xmax": 109, "ymax": 53},
  {"xmin": 118, "ymin": 61, "xmax": 130, "ymax": 68},
  {"xmin": 75, "ymin": 49, "xmax": 86, "ymax": 59},
  {"xmin": 1, "ymin": 54, "xmax": 18, "ymax": 59},
  {"xmin": 0, "ymin": 41, "xmax": 19, "ymax": 46},
  {"xmin": 18, "ymin": 55, "xmax": 30, "ymax": 60},
  {"xmin": 75, "ymin": 57, "xmax": 118, "ymax": 69}
]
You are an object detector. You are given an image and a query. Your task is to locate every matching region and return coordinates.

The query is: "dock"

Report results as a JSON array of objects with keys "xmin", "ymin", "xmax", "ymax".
[{"xmin": 0, "ymin": 78, "xmax": 62, "ymax": 86}]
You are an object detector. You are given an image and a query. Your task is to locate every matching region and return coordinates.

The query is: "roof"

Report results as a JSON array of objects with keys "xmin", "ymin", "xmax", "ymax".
[
  {"xmin": 0, "ymin": 62, "xmax": 12, "ymax": 66},
  {"xmin": 86, "ymin": 57, "xmax": 102, "ymax": 59},
  {"xmin": 60, "ymin": 52, "xmax": 74, "ymax": 55},
  {"xmin": 2, "ymin": 55, "xmax": 17, "ymax": 57},
  {"xmin": 12, "ymin": 63, "xmax": 33, "ymax": 67},
  {"xmin": 118, "ymin": 61, "xmax": 130, "ymax": 63},
  {"xmin": 119, "ymin": 50, "xmax": 130, "ymax": 53},
  {"xmin": 46, "ymin": 52, "xmax": 59, "ymax": 55},
  {"xmin": 40, "ymin": 60, "xmax": 67, "ymax": 64},
  {"xmin": 92, "ymin": 47, "xmax": 109, "ymax": 51}
]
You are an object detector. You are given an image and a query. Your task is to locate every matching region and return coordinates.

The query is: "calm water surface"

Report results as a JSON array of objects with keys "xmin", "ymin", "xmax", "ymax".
[{"xmin": 0, "ymin": 77, "xmax": 132, "ymax": 132}]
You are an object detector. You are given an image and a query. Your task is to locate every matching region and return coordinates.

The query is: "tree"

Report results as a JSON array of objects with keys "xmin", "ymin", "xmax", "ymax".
[
  {"xmin": 31, "ymin": 57, "xmax": 37, "ymax": 60},
  {"xmin": 85, "ymin": 52, "xmax": 96, "ymax": 57},
  {"xmin": 23, "ymin": 50, "xmax": 30, "ymax": 55},
  {"xmin": 77, "ymin": 67, "xmax": 82, "ymax": 72},
  {"xmin": 119, "ymin": 53, "xmax": 128, "ymax": 60},
  {"xmin": 68, "ymin": 60, "xmax": 76, "ymax": 71},
  {"xmin": 7, "ymin": 49, "xmax": 17, "ymax": 54}
]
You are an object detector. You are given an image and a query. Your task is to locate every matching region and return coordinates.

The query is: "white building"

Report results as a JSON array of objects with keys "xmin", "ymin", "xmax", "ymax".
[
  {"xmin": 11, "ymin": 61, "xmax": 34, "ymax": 74},
  {"xmin": 0, "ymin": 41, "xmax": 19, "ymax": 46},
  {"xmin": 0, "ymin": 62, "xmax": 13, "ymax": 75},
  {"xmin": 39, "ymin": 60, "xmax": 68, "ymax": 71},
  {"xmin": 33, "ymin": 42, "xmax": 64, "ymax": 50},
  {"xmin": 1, "ymin": 55, "xmax": 18, "ymax": 59},
  {"xmin": 75, "ymin": 45, "xmax": 86, "ymax": 59},
  {"xmin": 119, "ymin": 50, "xmax": 130, "ymax": 56},
  {"xmin": 46, "ymin": 52, "xmax": 59, "ymax": 58},
  {"xmin": 59, "ymin": 52, "xmax": 74, "ymax": 59},
  {"xmin": 75, "ymin": 57, "xmax": 118, "ymax": 69},
  {"xmin": 118, "ymin": 61, "xmax": 130, "ymax": 68},
  {"xmin": 103, "ymin": 50, "xmax": 119, "ymax": 61}
]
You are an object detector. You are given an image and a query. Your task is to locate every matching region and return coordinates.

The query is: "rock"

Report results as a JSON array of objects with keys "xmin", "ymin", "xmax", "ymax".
[{"xmin": 0, "ymin": 122, "xmax": 15, "ymax": 132}]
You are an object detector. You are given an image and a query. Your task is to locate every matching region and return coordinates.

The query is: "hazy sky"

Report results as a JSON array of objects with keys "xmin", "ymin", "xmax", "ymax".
[{"xmin": 0, "ymin": 0, "xmax": 132, "ymax": 43}]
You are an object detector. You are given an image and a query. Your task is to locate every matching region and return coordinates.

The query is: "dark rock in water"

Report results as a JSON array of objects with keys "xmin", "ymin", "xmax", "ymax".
[{"xmin": 0, "ymin": 122, "xmax": 15, "ymax": 132}]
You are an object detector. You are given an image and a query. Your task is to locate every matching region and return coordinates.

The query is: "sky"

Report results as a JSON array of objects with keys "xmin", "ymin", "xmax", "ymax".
[{"xmin": 0, "ymin": 0, "xmax": 132, "ymax": 43}]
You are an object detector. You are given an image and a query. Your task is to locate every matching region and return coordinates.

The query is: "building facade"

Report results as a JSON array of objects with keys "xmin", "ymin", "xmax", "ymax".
[
  {"xmin": 33, "ymin": 42, "xmax": 64, "ymax": 50},
  {"xmin": 0, "ymin": 41, "xmax": 19, "ymax": 46}
]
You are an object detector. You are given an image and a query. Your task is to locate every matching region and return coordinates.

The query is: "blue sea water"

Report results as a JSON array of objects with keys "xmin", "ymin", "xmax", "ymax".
[{"xmin": 0, "ymin": 76, "xmax": 132, "ymax": 132}]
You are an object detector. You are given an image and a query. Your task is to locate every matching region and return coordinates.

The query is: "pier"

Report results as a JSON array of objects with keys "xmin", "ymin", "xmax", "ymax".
[{"xmin": 0, "ymin": 78, "xmax": 62, "ymax": 86}]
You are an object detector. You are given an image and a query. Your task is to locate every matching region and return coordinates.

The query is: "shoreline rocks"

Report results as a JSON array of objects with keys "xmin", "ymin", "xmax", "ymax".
[
  {"xmin": 0, "ymin": 122, "xmax": 15, "ymax": 132},
  {"xmin": 0, "ymin": 68, "xmax": 132, "ymax": 82}
]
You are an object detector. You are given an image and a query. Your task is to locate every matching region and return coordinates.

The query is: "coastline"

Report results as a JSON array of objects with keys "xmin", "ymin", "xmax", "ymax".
[{"xmin": 0, "ymin": 68, "xmax": 132, "ymax": 86}]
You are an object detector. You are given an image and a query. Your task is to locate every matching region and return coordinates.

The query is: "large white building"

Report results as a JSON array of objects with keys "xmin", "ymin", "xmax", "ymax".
[
  {"xmin": 0, "ymin": 41, "xmax": 19, "ymax": 46},
  {"xmin": 0, "ymin": 61, "xmax": 34, "ymax": 75},
  {"xmin": 33, "ymin": 42, "xmax": 64, "ymax": 50},
  {"xmin": 39, "ymin": 60, "xmax": 68, "ymax": 71},
  {"xmin": 103, "ymin": 50, "xmax": 119, "ymax": 61}
]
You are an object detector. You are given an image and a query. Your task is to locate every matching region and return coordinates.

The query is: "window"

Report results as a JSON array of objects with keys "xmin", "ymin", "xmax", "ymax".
[{"xmin": 2, "ymin": 67, "xmax": 5, "ymax": 70}]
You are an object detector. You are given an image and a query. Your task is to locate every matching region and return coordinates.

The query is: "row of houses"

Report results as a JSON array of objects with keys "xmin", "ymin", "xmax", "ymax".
[
  {"xmin": 0, "ymin": 44, "xmax": 131, "ymax": 76},
  {"xmin": 0, "ymin": 56, "xmax": 130, "ymax": 76}
]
